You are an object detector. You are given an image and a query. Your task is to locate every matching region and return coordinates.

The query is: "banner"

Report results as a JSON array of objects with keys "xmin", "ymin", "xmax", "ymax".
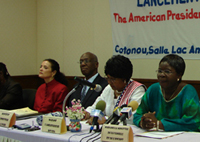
[{"xmin": 109, "ymin": 0, "xmax": 200, "ymax": 59}]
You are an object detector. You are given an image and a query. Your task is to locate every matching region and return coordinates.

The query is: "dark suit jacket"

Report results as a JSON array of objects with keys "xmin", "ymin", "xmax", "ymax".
[
  {"xmin": 0, "ymin": 77, "xmax": 24, "ymax": 109},
  {"xmin": 67, "ymin": 74, "xmax": 108, "ymax": 109}
]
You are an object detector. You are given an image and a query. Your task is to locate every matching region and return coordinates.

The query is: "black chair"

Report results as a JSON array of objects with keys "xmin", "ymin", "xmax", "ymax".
[{"xmin": 22, "ymin": 89, "xmax": 37, "ymax": 110}]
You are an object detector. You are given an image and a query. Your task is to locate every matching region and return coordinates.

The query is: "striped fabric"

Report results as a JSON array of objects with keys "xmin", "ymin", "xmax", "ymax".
[{"xmin": 118, "ymin": 80, "xmax": 143, "ymax": 107}]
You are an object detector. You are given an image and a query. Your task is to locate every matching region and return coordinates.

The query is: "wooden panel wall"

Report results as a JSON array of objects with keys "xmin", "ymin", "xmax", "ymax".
[
  {"xmin": 136, "ymin": 78, "xmax": 200, "ymax": 98},
  {"xmin": 12, "ymin": 75, "xmax": 200, "ymax": 99},
  {"xmin": 12, "ymin": 75, "xmax": 82, "ymax": 91},
  {"xmin": 12, "ymin": 75, "xmax": 44, "ymax": 89}
]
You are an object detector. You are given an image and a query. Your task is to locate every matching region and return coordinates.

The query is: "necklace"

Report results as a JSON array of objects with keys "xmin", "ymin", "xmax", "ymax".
[
  {"xmin": 115, "ymin": 90, "xmax": 123, "ymax": 94},
  {"xmin": 162, "ymin": 83, "xmax": 185, "ymax": 102},
  {"xmin": 162, "ymin": 88, "xmax": 178, "ymax": 101}
]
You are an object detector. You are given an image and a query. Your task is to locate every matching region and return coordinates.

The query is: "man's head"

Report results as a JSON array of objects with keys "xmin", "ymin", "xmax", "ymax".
[
  {"xmin": 0, "ymin": 62, "xmax": 10, "ymax": 79},
  {"xmin": 79, "ymin": 52, "xmax": 98, "ymax": 80}
]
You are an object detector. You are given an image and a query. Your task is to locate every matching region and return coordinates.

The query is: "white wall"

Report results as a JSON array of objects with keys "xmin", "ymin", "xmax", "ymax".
[{"xmin": 0, "ymin": 0, "xmax": 199, "ymax": 81}]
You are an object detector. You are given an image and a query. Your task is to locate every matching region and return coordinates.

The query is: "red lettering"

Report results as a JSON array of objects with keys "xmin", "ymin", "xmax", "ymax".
[
  {"xmin": 129, "ymin": 13, "xmax": 134, "ymax": 22},
  {"xmin": 113, "ymin": 13, "xmax": 127, "ymax": 23},
  {"xmin": 113, "ymin": 13, "xmax": 119, "ymax": 22},
  {"xmin": 167, "ymin": 10, "xmax": 175, "ymax": 20}
]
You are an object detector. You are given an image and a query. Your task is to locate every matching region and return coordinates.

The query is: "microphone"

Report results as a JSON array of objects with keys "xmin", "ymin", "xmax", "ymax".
[
  {"xmin": 74, "ymin": 76, "xmax": 102, "ymax": 92},
  {"xmin": 110, "ymin": 104, "xmax": 127, "ymax": 124},
  {"xmin": 115, "ymin": 101, "xmax": 139, "ymax": 125},
  {"xmin": 90, "ymin": 100, "xmax": 106, "ymax": 132},
  {"xmin": 105, "ymin": 104, "xmax": 127, "ymax": 124},
  {"xmin": 104, "ymin": 106, "xmax": 119, "ymax": 124}
]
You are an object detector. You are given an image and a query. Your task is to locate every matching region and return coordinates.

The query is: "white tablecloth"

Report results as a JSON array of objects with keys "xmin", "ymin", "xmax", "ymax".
[{"xmin": 0, "ymin": 116, "xmax": 200, "ymax": 142}]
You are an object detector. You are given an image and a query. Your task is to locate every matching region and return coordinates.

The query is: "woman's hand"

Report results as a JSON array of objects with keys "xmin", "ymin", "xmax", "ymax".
[
  {"xmin": 86, "ymin": 117, "xmax": 93, "ymax": 125},
  {"xmin": 81, "ymin": 111, "xmax": 91, "ymax": 121},
  {"xmin": 97, "ymin": 116, "xmax": 106, "ymax": 124},
  {"xmin": 86, "ymin": 116, "xmax": 107, "ymax": 125},
  {"xmin": 140, "ymin": 111, "xmax": 157, "ymax": 130}
]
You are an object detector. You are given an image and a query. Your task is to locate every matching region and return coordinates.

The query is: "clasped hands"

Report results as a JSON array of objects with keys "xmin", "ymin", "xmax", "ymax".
[{"xmin": 140, "ymin": 111, "xmax": 158, "ymax": 130}]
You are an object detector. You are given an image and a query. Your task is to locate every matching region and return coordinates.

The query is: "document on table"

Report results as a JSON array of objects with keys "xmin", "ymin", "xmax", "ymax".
[
  {"xmin": 135, "ymin": 131, "xmax": 184, "ymax": 139},
  {"xmin": 9, "ymin": 107, "xmax": 39, "ymax": 117}
]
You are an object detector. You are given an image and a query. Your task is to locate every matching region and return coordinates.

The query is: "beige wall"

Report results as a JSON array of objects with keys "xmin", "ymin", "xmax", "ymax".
[
  {"xmin": 37, "ymin": 0, "xmax": 113, "ymax": 78},
  {"xmin": 0, "ymin": 0, "xmax": 200, "ymax": 81},
  {"xmin": 0, "ymin": 0, "xmax": 37, "ymax": 75}
]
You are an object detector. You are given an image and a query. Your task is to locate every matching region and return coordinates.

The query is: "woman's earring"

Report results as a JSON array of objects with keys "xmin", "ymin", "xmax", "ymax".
[
  {"xmin": 177, "ymin": 78, "xmax": 180, "ymax": 82},
  {"xmin": 124, "ymin": 80, "xmax": 126, "ymax": 84}
]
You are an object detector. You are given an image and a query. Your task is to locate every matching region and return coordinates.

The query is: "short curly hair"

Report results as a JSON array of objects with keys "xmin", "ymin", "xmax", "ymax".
[
  {"xmin": 105, "ymin": 55, "xmax": 133, "ymax": 82},
  {"xmin": 159, "ymin": 54, "xmax": 185, "ymax": 82}
]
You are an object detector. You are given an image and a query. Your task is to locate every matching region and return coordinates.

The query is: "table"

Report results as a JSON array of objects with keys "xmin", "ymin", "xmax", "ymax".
[{"xmin": 0, "ymin": 116, "xmax": 200, "ymax": 142}]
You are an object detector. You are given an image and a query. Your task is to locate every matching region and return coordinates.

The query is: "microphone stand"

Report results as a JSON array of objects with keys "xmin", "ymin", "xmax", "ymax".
[
  {"xmin": 62, "ymin": 83, "xmax": 82, "ymax": 120},
  {"xmin": 91, "ymin": 117, "xmax": 100, "ymax": 133},
  {"xmin": 122, "ymin": 120, "xmax": 127, "ymax": 126},
  {"xmin": 93, "ymin": 124, "xmax": 101, "ymax": 132}
]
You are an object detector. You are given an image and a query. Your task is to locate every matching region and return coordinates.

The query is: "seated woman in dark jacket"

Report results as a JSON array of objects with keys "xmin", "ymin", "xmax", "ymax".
[{"xmin": 0, "ymin": 62, "xmax": 23, "ymax": 110}]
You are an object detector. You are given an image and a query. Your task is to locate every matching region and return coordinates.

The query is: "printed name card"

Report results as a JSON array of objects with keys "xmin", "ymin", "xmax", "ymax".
[
  {"xmin": 0, "ymin": 110, "xmax": 16, "ymax": 128},
  {"xmin": 42, "ymin": 115, "xmax": 67, "ymax": 134},
  {"xmin": 101, "ymin": 124, "xmax": 133, "ymax": 142}
]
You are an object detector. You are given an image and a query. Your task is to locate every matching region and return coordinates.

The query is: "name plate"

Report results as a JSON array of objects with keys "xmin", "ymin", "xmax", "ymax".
[
  {"xmin": 42, "ymin": 115, "xmax": 67, "ymax": 134},
  {"xmin": 101, "ymin": 124, "xmax": 133, "ymax": 142},
  {"xmin": 0, "ymin": 110, "xmax": 16, "ymax": 128}
]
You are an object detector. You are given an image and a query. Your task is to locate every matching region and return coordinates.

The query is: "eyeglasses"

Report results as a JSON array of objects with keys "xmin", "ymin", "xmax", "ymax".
[
  {"xmin": 105, "ymin": 76, "xmax": 117, "ymax": 83},
  {"xmin": 78, "ymin": 59, "xmax": 96, "ymax": 65},
  {"xmin": 156, "ymin": 69, "xmax": 173, "ymax": 75}
]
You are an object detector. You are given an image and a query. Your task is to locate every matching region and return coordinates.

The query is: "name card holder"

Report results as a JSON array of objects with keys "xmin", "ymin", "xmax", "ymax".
[
  {"xmin": 0, "ymin": 110, "xmax": 16, "ymax": 128},
  {"xmin": 42, "ymin": 115, "xmax": 67, "ymax": 134},
  {"xmin": 101, "ymin": 124, "xmax": 133, "ymax": 142}
]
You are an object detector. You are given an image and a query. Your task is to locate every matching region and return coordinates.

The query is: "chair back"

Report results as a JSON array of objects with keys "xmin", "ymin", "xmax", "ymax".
[{"xmin": 22, "ymin": 89, "xmax": 37, "ymax": 109}]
